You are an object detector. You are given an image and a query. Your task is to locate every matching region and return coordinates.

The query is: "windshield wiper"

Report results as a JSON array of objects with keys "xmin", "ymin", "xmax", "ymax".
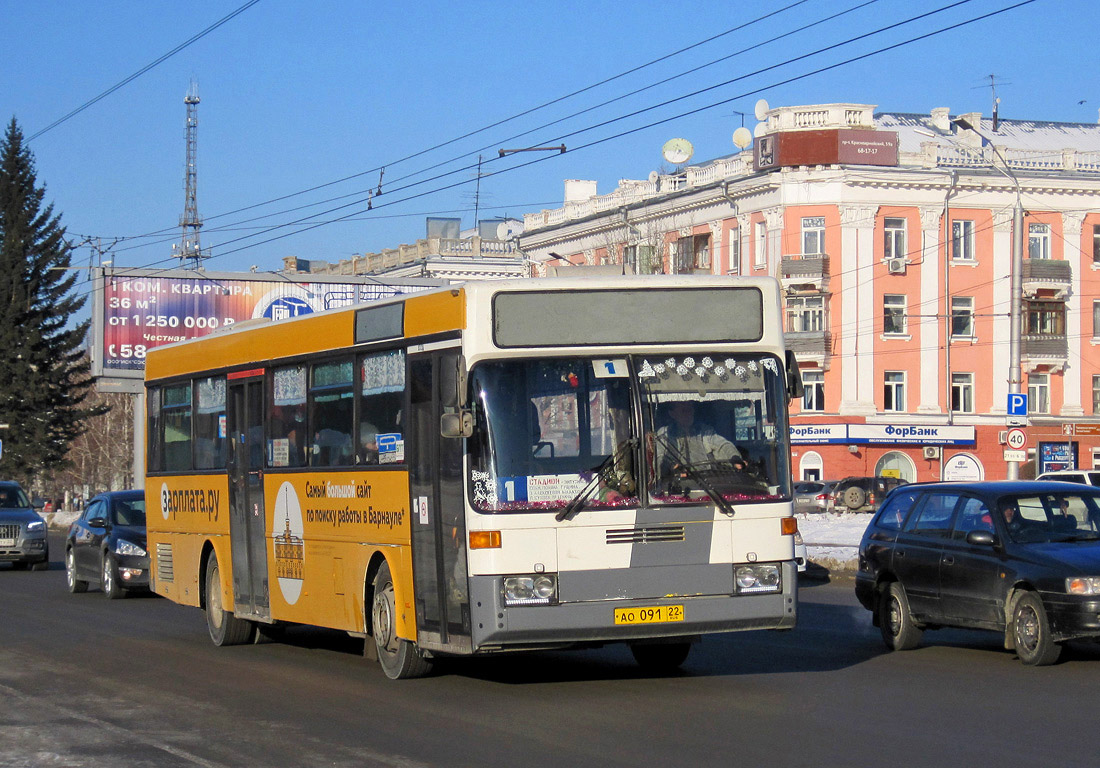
[
  {"xmin": 556, "ymin": 439, "xmax": 636, "ymax": 522},
  {"xmin": 651, "ymin": 433, "xmax": 735, "ymax": 517}
]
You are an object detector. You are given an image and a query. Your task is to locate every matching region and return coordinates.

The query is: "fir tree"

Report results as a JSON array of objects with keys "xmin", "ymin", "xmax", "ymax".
[{"xmin": 0, "ymin": 117, "xmax": 98, "ymax": 483}]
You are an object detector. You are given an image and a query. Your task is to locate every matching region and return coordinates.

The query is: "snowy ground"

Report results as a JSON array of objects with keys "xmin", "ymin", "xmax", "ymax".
[{"xmin": 797, "ymin": 511, "xmax": 871, "ymax": 574}]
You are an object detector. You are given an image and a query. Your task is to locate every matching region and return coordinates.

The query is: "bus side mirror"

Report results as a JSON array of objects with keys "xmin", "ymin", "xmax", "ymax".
[
  {"xmin": 785, "ymin": 349, "xmax": 804, "ymax": 403},
  {"xmin": 441, "ymin": 355, "xmax": 468, "ymax": 408},
  {"xmin": 441, "ymin": 411, "xmax": 474, "ymax": 439}
]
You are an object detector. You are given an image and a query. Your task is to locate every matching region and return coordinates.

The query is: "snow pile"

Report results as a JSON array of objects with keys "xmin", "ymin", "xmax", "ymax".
[{"xmin": 797, "ymin": 511, "xmax": 872, "ymax": 573}]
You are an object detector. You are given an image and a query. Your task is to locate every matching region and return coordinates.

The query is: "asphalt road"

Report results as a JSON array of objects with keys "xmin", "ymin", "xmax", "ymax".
[{"xmin": 2, "ymin": 532, "xmax": 1099, "ymax": 768}]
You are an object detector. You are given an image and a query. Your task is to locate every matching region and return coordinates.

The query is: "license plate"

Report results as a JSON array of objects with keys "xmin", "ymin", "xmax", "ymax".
[
  {"xmin": 0, "ymin": 539, "xmax": 14, "ymax": 547},
  {"xmin": 614, "ymin": 605, "xmax": 684, "ymax": 625}
]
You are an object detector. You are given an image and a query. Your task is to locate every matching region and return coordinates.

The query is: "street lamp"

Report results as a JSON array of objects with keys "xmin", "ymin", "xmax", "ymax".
[{"xmin": 951, "ymin": 116, "xmax": 1026, "ymax": 479}]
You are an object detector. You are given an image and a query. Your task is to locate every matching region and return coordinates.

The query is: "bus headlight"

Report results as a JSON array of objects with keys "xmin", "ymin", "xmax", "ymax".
[
  {"xmin": 735, "ymin": 564, "xmax": 781, "ymax": 594},
  {"xmin": 503, "ymin": 574, "xmax": 558, "ymax": 606}
]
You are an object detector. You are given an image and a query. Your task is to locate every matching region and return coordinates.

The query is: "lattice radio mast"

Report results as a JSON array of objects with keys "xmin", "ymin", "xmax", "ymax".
[{"xmin": 178, "ymin": 80, "xmax": 207, "ymax": 268}]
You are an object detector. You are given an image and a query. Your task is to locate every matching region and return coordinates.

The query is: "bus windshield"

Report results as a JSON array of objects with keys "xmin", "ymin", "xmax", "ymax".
[{"xmin": 469, "ymin": 354, "xmax": 789, "ymax": 512}]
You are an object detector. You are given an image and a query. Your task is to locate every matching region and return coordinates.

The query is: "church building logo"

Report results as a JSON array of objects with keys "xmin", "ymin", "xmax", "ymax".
[{"xmin": 272, "ymin": 481, "xmax": 305, "ymax": 604}]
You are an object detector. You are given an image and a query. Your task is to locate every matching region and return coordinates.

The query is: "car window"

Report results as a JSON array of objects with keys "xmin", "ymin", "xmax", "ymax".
[
  {"xmin": 905, "ymin": 492, "xmax": 960, "ymax": 537},
  {"xmin": 112, "ymin": 499, "xmax": 147, "ymax": 527},
  {"xmin": 875, "ymin": 488, "xmax": 921, "ymax": 531},
  {"xmin": 1089, "ymin": 473, "xmax": 1100, "ymax": 486},
  {"xmin": 952, "ymin": 497, "xmax": 994, "ymax": 539},
  {"xmin": 84, "ymin": 500, "xmax": 106, "ymax": 524}
]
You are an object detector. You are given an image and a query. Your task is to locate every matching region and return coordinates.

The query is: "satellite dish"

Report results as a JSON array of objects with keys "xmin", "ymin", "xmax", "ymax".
[
  {"xmin": 496, "ymin": 222, "xmax": 514, "ymax": 240},
  {"xmin": 732, "ymin": 127, "xmax": 752, "ymax": 149},
  {"xmin": 661, "ymin": 137, "xmax": 694, "ymax": 165},
  {"xmin": 754, "ymin": 99, "xmax": 770, "ymax": 121},
  {"xmin": 753, "ymin": 122, "xmax": 768, "ymax": 138},
  {"xmin": 648, "ymin": 170, "xmax": 659, "ymax": 182}
]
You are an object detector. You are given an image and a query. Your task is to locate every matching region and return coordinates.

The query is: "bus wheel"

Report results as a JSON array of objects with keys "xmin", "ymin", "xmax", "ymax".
[
  {"xmin": 370, "ymin": 560, "xmax": 432, "ymax": 679},
  {"xmin": 630, "ymin": 641, "xmax": 692, "ymax": 672},
  {"xmin": 204, "ymin": 554, "xmax": 252, "ymax": 646}
]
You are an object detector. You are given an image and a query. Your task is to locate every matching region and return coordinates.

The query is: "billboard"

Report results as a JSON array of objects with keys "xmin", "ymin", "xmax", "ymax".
[
  {"xmin": 92, "ymin": 267, "xmax": 439, "ymax": 381},
  {"xmin": 755, "ymin": 129, "xmax": 898, "ymax": 171}
]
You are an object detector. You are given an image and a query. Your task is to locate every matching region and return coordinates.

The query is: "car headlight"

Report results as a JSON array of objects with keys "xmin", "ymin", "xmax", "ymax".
[
  {"xmin": 1066, "ymin": 577, "xmax": 1100, "ymax": 595},
  {"xmin": 115, "ymin": 539, "xmax": 147, "ymax": 557},
  {"xmin": 26, "ymin": 520, "xmax": 45, "ymax": 532},
  {"xmin": 503, "ymin": 574, "xmax": 558, "ymax": 606},
  {"xmin": 735, "ymin": 564, "xmax": 781, "ymax": 594}
]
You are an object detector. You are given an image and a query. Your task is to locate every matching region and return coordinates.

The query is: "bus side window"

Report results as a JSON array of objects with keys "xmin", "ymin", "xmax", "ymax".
[{"xmin": 359, "ymin": 350, "xmax": 405, "ymax": 466}]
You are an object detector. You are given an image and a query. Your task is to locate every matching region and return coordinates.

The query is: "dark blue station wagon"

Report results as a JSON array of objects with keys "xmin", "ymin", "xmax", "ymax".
[{"xmin": 856, "ymin": 481, "xmax": 1100, "ymax": 665}]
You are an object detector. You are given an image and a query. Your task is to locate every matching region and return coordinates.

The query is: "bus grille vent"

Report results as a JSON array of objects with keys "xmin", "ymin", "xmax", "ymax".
[
  {"xmin": 156, "ymin": 542, "xmax": 174, "ymax": 583},
  {"xmin": 606, "ymin": 526, "xmax": 685, "ymax": 545}
]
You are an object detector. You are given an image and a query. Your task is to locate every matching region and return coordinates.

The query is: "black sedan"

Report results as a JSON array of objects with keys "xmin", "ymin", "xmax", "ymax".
[
  {"xmin": 855, "ymin": 481, "xmax": 1100, "ymax": 665},
  {"xmin": 65, "ymin": 490, "xmax": 149, "ymax": 598}
]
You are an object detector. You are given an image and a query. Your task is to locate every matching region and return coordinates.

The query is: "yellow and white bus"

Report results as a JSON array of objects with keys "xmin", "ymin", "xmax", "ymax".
[{"xmin": 145, "ymin": 276, "xmax": 803, "ymax": 678}]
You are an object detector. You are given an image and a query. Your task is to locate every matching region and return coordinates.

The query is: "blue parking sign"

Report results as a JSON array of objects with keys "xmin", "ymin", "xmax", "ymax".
[{"xmin": 1007, "ymin": 393, "xmax": 1028, "ymax": 416}]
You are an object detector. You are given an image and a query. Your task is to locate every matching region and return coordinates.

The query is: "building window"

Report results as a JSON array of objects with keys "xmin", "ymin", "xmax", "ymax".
[
  {"xmin": 1093, "ymin": 375, "xmax": 1100, "ymax": 415},
  {"xmin": 951, "ymin": 373, "xmax": 974, "ymax": 413},
  {"xmin": 1028, "ymin": 373, "xmax": 1050, "ymax": 414},
  {"xmin": 1093, "ymin": 224, "xmax": 1100, "ymax": 264},
  {"xmin": 786, "ymin": 295, "xmax": 825, "ymax": 333},
  {"xmin": 801, "ymin": 216, "xmax": 826, "ymax": 256},
  {"xmin": 883, "ymin": 294, "xmax": 907, "ymax": 335},
  {"xmin": 624, "ymin": 244, "xmax": 657, "ymax": 275},
  {"xmin": 884, "ymin": 371, "xmax": 906, "ymax": 412},
  {"xmin": 1094, "ymin": 300, "xmax": 1100, "ymax": 339},
  {"xmin": 1028, "ymin": 223, "xmax": 1051, "ymax": 259},
  {"xmin": 952, "ymin": 219, "xmax": 975, "ymax": 261},
  {"xmin": 884, "ymin": 217, "xmax": 907, "ymax": 261},
  {"xmin": 754, "ymin": 221, "xmax": 767, "ymax": 268},
  {"xmin": 1027, "ymin": 301, "xmax": 1065, "ymax": 336},
  {"xmin": 951, "ymin": 296, "xmax": 975, "ymax": 337},
  {"xmin": 728, "ymin": 229, "xmax": 740, "ymax": 274},
  {"xmin": 802, "ymin": 370, "xmax": 825, "ymax": 412}
]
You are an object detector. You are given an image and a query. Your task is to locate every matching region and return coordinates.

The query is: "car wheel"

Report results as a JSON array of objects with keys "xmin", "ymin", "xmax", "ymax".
[
  {"xmin": 843, "ymin": 486, "xmax": 867, "ymax": 510},
  {"xmin": 1012, "ymin": 592, "xmax": 1062, "ymax": 666},
  {"xmin": 204, "ymin": 554, "xmax": 253, "ymax": 646},
  {"xmin": 66, "ymin": 549, "xmax": 87, "ymax": 593},
  {"xmin": 630, "ymin": 641, "xmax": 692, "ymax": 672},
  {"xmin": 102, "ymin": 552, "xmax": 125, "ymax": 599},
  {"xmin": 370, "ymin": 560, "xmax": 432, "ymax": 679},
  {"xmin": 879, "ymin": 582, "xmax": 923, "ymax": 651}
]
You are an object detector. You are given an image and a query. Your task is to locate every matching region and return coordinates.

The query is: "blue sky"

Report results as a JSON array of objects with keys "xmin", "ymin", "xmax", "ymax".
[{"xmin": 2, "ymin": 0, "xmax": 1096, "ymax": 277}]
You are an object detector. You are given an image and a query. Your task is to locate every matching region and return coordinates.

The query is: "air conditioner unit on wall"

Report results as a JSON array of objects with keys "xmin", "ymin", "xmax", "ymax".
[
  {"xmin": 887, "ymin": 258, "xmax": 907, "ymax": 275},
  {"xmin": 923, "ymin": 446, "xmax": 941, "ymax": 460}
]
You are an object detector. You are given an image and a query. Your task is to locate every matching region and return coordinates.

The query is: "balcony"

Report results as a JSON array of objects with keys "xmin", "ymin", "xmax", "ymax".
[
  {"xmin": 1022, "ymin": 333, "xmax": 1068, "ymax": 365},
  {"xmin": 785, "ymin": 330, "xmax": 832, "ymax": 364},
  {"xmin": 1022, "ymin": 259, "xmax": 1071, "ymax": 298},
  {"xmin": 780, "ymin": 254, "xmax": 830, "ymax": 292}
]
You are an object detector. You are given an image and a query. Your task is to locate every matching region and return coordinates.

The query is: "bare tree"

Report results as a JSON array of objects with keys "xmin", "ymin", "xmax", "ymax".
[{"xmin": 47, "ymin": 390, "xmax": 134, "ymax": 505}]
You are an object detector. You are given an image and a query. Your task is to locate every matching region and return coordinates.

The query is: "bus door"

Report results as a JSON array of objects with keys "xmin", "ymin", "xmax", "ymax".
[
  {"xmin": 227, "ymin": 374, "xmax": 270, "ymax": 620},
  {"xmin": 408, "ymin": 346, "xmax": 471, "ymax": 654}
]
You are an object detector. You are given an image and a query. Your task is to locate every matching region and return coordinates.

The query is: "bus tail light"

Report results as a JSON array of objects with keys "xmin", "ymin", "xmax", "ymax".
[
  {"xmin": 781, "ymin": 517, "xmax": 798, "ymax": 536},
  {"xmin": 469, "ymin": 530, "xmax": 501, "ymax": 549}
]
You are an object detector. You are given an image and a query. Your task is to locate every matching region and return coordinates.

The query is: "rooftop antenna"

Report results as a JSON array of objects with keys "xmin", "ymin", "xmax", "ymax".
[
  {"xmin": 179, "ymin": 80, "xmax": 207, "ymax": 269},
  {"xmin": 974, "ymin": 74, "xmax": 1010, "ymax": 133}
]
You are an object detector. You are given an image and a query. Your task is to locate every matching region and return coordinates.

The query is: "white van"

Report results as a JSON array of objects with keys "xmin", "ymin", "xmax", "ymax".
[{"xmin": 1036, "ymin": 469, "xmax": 1100, "ymax": 485}]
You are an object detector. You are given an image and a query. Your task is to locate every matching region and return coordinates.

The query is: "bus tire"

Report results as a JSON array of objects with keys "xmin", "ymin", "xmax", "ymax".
[
  {"xmin": 370, "ymin": 560, "xmax": 432, "ymax": 679},
  {"xmin": 204, "ymin": 554, "xmax": 252, "ymax": 647},
  {"xmin": 630, "ymin": 641, "xmax": 692, "ymax": 672}
]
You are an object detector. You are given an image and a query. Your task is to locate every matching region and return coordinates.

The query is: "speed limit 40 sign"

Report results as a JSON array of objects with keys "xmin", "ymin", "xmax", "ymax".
[{"xmin": 1006, "ymin": 428, "xmax": 1027, "ymax": 450}]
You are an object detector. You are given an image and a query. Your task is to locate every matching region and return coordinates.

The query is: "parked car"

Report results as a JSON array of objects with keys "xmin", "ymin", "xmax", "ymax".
[
  {"xmin": 65, "ymin": 490, "xmax": 149, "ymax": 598},
  {"xmin": 855, "ymin": 480, "xmax": 1100, "ymax": 665},
  {"xmin": 0, "ymin": 481, "xmax": 49, "ymax": 570},
  {"xmin": 793, "ymin": 480, "xmax": 837, "ymax": 515},
  {"xmin": 831, "ymin": 476, "xmax": 908, "ymax": 514},
  {"xmin": 1037, "ymin": 469, "xmax": 1100, "ymax": 485}
]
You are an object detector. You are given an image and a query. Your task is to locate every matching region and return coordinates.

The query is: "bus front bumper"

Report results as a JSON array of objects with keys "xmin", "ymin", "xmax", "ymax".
[{"xmin": 468, "ymin": 561, "xmax": 798, "ymax": 651}]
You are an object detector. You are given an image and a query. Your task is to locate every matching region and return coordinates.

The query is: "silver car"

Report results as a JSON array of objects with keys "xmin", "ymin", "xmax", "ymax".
[
  {"xmin": 0, "ymin": 481, "xmax": 49, "ymax": 570},
  {"xmin": 793, "ymin": 480, "xmax": 836, "ymax": 515}
]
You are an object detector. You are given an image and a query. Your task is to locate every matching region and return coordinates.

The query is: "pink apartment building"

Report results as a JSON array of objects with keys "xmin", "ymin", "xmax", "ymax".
[{"xmin": 517, "ymin": 102, "xmax": 1100, "ymax": 483}]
